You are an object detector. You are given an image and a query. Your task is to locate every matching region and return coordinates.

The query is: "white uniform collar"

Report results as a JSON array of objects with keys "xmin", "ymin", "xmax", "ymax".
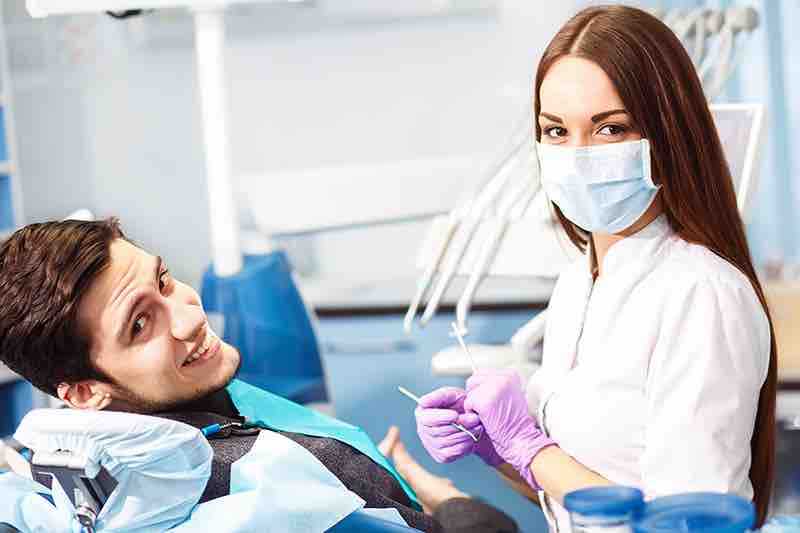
[{"xmin": 590, "ymin": 214, "xmax": 674, "ymax": 277}]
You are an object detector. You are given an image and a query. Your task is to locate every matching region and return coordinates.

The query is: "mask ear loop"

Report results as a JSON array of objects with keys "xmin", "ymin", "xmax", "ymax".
[{"xmin": 640, "ymin": 139, "xmax": 659, "ymax": 190}]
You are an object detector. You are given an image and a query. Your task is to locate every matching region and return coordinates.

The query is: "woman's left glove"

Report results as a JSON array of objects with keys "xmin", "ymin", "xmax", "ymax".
[
  {"xmin": 415, "ymin": 387, "xmax": 502, "ymax": 465},
  {"xmin": 464, "ymin": 370, "xmax": 556, "ymax": 491}
]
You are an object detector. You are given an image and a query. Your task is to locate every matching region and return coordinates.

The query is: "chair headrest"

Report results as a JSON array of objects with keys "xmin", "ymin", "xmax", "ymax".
[{"xmin": 14, "ymin": 408, "xmax": 213, "ymax": 532}]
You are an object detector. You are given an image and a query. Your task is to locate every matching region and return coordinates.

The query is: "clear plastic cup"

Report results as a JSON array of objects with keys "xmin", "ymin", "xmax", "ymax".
[{"xmin": 564, "ymin": 486, "xmax": 645, "ymax": 532}]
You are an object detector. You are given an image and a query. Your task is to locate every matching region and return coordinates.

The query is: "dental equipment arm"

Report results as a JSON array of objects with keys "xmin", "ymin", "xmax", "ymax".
[
  {"xmin": 705, "ymin": 7, "xmax": 759, "ymax": 100},
  {"xmin": 405, "ymin": 107, "xmax": 533, "ymax": 330},
  {"xmin": 663, "ymin": 8, "xmax": 686, "ymax": 30},
  {"xmin": 454, "ymin": 177, "xmax": 538, "ymax": 333},
  {"xmin": 674, "ymin": 7, "xmax": 710, "ymax": 66},
  {"xmin": 660, "ymin": 7, "xmax": 756, "ymax": 101},
  {"xmin": 404, "ymin": 203, "xmax": 470, "ymax": 334},
  {"xmin": 509, "ymin": 309, "xmax": 548, "ymax": 351},
  {"xmin": 418, "ymin": 142, "xmax": 528, "ymax": 327}
]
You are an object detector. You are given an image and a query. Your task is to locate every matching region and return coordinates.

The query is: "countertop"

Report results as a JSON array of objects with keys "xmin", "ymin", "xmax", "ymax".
[{"xmin": 300, "ymin": 274, "xmax": 555, "ymax": 315}]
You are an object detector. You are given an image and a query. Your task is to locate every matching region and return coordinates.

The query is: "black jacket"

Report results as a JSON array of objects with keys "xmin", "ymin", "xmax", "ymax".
[{"xmin": 157, "ymin": 390, "xmax": 518, "ymax": 533}]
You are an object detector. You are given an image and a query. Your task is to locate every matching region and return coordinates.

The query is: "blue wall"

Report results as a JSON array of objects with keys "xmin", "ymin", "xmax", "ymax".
[
  {"xmin": 723, "ymin": 0, "xmax": 799, "ymax": 266},
  {"xmin": 747, "ymin": 0, "xmax": 799, "ymax": 266}
]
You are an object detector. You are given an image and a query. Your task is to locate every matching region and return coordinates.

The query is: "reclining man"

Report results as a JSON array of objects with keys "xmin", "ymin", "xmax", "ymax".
[{"xmin": 0, "ymin": 219, "xmax": 518, "ymax": 533}]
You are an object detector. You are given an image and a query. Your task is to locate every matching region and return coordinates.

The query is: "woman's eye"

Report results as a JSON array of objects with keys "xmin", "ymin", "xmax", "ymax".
[
  {"xmin": 544, "ymin": 126, "xmax": 567, "ymax": 138},
  {"xmin": 132, "ymin": 315, "xmax": 148, "ymax": 338},
  {"xmin": 158, "ymin": 269, "xmax": 171, "ymax": 292},
  {"xmin": 598, "ymin": 124, "xmax": 627, "ymax": 136}
]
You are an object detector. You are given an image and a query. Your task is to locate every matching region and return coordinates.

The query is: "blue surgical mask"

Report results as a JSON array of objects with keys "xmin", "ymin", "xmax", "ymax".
[{"xmin": 537, "ymin": 139, "xmax": 659, "ymax": 234}]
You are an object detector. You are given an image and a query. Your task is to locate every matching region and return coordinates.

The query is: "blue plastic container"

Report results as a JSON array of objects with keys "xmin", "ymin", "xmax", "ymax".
[
  {"xmin": 633, "ymin": 493, "xmax": 755, "ymax": 533},
  {"xmin": 201, "ymin": 251, "xmax": 327, "ymax": 404},
  {"xmin": 564, "ymin": 486, "xmax": 645, "ymax": 532}
]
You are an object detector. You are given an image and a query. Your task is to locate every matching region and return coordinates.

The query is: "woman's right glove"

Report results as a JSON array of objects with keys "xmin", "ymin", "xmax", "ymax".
[
  {"xmin": 464, "ymin": 370, "xmax": 555, "ymax": 490},
  {"xmin": 415, "ymin": 386, "xmax": 503, "ymax": 466}
]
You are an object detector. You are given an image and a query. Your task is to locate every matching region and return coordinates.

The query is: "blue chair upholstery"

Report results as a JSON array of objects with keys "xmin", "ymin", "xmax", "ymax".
[
  {"xmin": 327, "ymin": 510, "xmax": 423, "ymax": 533},
  {"xmin": 201, "ymin": 251, "xmax": 327, "ymax": 404},
  {"xmin": 0, "ymin": 378, "xmax": 33, "ymax": 438}
]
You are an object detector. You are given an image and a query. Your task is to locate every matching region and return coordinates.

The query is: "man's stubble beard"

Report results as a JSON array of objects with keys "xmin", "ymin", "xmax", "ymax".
[{"xmin": 109, "ymin": 347, "xmax": 241, "ymax": 414}]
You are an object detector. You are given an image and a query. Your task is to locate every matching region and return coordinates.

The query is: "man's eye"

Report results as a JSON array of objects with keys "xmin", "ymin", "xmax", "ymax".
[
  {"xmin": 132, "ymin": 315, "xmax": 147, "ymax": 337},
  {"xmin": 544, "ymin": 126, "xmax": 567, "ymax": 138},
  {"xmin": 158, "ymin": 269, "xmax": 171, "ymax": 292},
  {"xmin": 598, "ymin": 124, "xmax": 627, "ymax": 136}
]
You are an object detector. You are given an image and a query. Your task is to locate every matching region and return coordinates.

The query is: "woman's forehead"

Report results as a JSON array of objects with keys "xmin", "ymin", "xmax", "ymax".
[{"xmin": 539, "ymin": 56, "xmax": 625, "ymax": 117}]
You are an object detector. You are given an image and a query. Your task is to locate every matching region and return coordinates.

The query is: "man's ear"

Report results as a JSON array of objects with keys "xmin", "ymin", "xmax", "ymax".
[{"xmin": 57, "ymin": 380, "xmax": 114, "ymax": 410}]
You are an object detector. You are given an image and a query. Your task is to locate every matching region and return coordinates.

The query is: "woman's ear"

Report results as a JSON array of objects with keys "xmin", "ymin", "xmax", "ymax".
[{"xmin": 57, "ymin": 380, "xmax": 113, "ymax": 410}]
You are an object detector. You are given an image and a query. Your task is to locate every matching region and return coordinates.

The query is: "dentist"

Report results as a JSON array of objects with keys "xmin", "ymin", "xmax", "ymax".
[{"xmin": 414, "ymin": 5, "xmax": 776, "ymax": 531}]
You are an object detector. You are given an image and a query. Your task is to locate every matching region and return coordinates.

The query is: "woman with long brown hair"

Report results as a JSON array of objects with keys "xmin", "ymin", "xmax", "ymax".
[{"xmin": 412, "ymin": 5, "xmax": 776, "ymax": 530}]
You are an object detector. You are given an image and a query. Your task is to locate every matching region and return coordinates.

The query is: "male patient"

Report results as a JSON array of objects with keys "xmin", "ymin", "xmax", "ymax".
[{"xmin": 0, "ymin": 219, "xmax": 517, "ymax": 533}]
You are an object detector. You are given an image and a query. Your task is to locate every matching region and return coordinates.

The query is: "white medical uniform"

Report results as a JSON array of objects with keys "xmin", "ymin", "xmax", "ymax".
[{"xmin": 526, "ymin": 215, "xmax": 771, "ymax": 532}]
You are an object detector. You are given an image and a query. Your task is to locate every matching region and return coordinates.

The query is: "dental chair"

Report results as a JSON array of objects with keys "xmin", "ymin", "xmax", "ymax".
[
  {"xmin": 201, "ymin": 251, "xmax": 330, "ymax": 407},
  {"xmin": 0, "ymin": 408, "xmax": 422, "ymax": 533}
]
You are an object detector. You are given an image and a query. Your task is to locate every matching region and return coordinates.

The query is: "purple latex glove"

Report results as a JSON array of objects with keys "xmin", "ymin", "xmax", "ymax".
[
  {"xmin": 464, "ymin": 370, "xmax": 556, "ymax": 490},
  {"xmin": 414, "ymin": 386, "xmax": 503, "ymax": 466}
]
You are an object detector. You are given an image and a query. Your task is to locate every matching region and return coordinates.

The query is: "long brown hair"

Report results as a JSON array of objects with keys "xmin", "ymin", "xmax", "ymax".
[{"xmin": 535, "ymin": 5, "xmax": 776, "ymax": 525}]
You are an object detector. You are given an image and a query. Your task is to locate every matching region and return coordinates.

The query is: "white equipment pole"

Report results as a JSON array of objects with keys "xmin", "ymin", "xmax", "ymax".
[{"xmin": 193, "ymin": 8, "xmax": 243, "ymax": 277}]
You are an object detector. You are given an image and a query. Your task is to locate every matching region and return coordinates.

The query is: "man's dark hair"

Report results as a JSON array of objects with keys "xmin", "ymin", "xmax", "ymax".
[{"xmin": 0, "ymin": 218, "xmax": 126, "ymax": 396}]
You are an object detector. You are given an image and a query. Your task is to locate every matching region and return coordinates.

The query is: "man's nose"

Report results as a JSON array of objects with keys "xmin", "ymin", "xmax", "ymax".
[{"xmin": 169, "ymin": 301, "xmax": 206, "ymax": 341}]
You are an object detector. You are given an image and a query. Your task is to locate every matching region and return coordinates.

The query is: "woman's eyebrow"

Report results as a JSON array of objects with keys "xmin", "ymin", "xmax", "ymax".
[
  {"xmin": 539, "ymin": 112, "xmax": 563, "ymax": 124},
  {"xmin": 591, "ymin": 109, "xmax": 628, "ymax": 123}
]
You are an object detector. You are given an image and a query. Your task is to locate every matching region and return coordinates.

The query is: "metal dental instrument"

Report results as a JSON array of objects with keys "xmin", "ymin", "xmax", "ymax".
[
  {"xmin": 397, "ymin": 386, "xmax": 478, "ymax": 442},
  {"xmin": 449, "ymin": 322, "xmax": 477, "ymax": 374},
  {"xmin": 418, "ymin": 142, "xmax": 529, "ymax": 327}
]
